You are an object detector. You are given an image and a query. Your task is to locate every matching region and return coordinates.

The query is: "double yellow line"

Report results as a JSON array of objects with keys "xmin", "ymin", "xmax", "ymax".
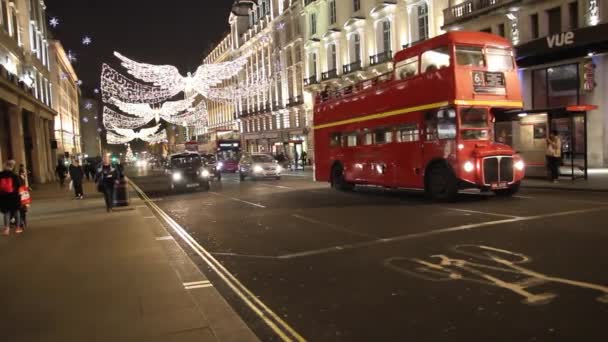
[{"xmin": 129, "ymin": 180, "xmax": 306, "ymax": 342}]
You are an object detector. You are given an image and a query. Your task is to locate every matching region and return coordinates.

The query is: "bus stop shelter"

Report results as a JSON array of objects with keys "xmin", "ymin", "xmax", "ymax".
[{"xmin": 494, "ymin": 105, "xmax": 597, "ymax": 180}]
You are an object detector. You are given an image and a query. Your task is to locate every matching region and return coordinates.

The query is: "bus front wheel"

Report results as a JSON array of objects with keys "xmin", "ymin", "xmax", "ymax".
[
  {"xmin": 426, "ymin": 163, "xmax": 458, "ymax": 201},
  {"xmin": 331, "ymin": 164, "xmax": 354, "ymax": 191}
]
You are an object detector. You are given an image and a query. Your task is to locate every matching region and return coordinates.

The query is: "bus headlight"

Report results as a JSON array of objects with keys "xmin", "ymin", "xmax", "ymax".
[
  {"xmin": 201, "ymin": 169, "xmax": 210, "ymax": 178},
  {"xmin": 463, "ymin": 161, "xmax": 475, "ymax": 173},
  {"xmin": 172, "ymin": 172, "xmax": 183, "ymax": 181},
  {"xmin": 514, "ymin": 160, "xmax": 525, "ymax": 171},
  {"xmin": 253, "ymin": 165, "xmax": 264, "ymax": 173},
  {"xmin": 217, "ymin": 162, "xmax": 224, "ymax": 170}
]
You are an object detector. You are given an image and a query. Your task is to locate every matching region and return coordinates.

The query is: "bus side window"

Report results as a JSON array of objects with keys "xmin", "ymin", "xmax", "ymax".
[
  {"xmin": 395, "ymin": 57, "xmax": 419, "ymax": 80},
  {"xmin": 362, "ymin": 130, "xmax": 374, "ymax": 146},
  {"xmin": 425, "ymin": 112, "xmax": 438, "ymax": 141},
  {"xmin": 343, "ymin": 132, "xmax": 358, "ymax": 147},
  {"xmin": 330, "ymin": 132, "xmax": 342, "ymax": 148},
  {"xmin": 427, "ymin": 109, "xmax": 457, "ymax": 140},
  {"xmin": 421, "ymin": 46, "xmax": 451, "ymax": 73},
  {"xmin": 374, "ymin": 128, "xmax": 393, "ymax": 144},
  {"xmin": 396, "ymin": 124, "xmax": 419, "ymax": 142}
]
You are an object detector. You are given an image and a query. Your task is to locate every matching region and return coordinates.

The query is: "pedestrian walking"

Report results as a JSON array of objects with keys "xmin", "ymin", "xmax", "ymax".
[
  {"xmin": 17, "ymin": 165, "xmax": 30, "ymax": 232},
  {"xmin": 56, "ymin": 161, "xmax": 67, "ymax": 187},
  {"xmin": 95, "ymin": 156, "xmax": 120, "ymax": 212},
  {"xmin": 0, "ymin": 160, "xmax": 22, "ymax": 236},
  {"xmin": 69, "ymin": 160, "xmax": 85, "ymax": 199},
  {"xmin": 83, "ymin": 161, "xmax": 91, "ymax": 181},
  {"xmin": 546, "ymin": 130, "xmax": 562, "ymax": 183}
]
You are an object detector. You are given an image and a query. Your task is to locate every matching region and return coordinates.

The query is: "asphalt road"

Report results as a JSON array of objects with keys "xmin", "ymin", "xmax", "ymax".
[{"xmin": 130, "ymin": 168, "xmax": 608, "ymax": 342}]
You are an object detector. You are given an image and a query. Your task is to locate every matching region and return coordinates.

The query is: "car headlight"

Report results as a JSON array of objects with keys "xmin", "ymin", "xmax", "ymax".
[
  {"xmin": 201, "ymin": 169, "xmax": 210, "ymax": 178},
  {"xmin": 217, "ymin": 162, "xmax": 223, "ymax": 170},
  {"xmin": 276, "ymin": 165, "xmax": 282, "ymax": 173},
  {"xmin": 514, "ymin": 160, "xmax": 525, "ymax": 171},
  {"xmin": 172, "ymin": 172, "xmax": 182, "ymax": 181},
  {"xmin": 253, "ymin": 165, "xmax": 264, "ymax": 173},
  {"xmin": 463, "ymin": 161, "xmax": 475, "ymax": 173}
]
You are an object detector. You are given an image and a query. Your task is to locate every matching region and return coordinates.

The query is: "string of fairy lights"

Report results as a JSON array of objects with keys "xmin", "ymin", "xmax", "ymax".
[{"xmin": 100, "ymin": 43, "xmax": 271, "ymax": 145}]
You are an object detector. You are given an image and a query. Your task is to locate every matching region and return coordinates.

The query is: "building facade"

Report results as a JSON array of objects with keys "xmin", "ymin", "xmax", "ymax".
[
  {"xmin": 0, "ymin": 0, "xmax": 57, "ymax": 183},
  {"xmin": 79, "ymin": 97, "xmax": 102, "ymax": 158},
  {"xmin": 200, "ymin": 0, "xmax": 309, "ymax": 166},
  {"xmin": 301, "ymin": 0, "xmax": 449, "ymax": 161},
  {"xmin": 50, "ymin": 40, "xmax": 81, "ymax": 161},
  {"xmin": 442, "ymin": 0, "xmax": 608, "ymax": 169}
]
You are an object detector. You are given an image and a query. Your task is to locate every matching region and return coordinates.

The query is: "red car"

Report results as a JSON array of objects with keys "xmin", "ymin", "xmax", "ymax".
[{"xmin": 218, "ymin": 159, "xmax": 238, "ymax": 173}]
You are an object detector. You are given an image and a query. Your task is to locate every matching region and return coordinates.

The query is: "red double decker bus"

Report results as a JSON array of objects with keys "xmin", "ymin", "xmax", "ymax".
[{"xmin": 314, "ymin": 32, "xmax": 526, "ymax": 200}]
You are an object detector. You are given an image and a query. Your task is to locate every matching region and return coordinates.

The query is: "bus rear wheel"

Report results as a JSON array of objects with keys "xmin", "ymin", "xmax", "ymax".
[
  {"xmin": 331, "ymin": 164, "xmax": 354, "ymax": 191},
  {"xmin": 426, "ymin": 163, "xmax": 458, "ymax": 201},
  {"xmin": 494, "ymin": 182, "xmax": 520, "ymax": 197}
]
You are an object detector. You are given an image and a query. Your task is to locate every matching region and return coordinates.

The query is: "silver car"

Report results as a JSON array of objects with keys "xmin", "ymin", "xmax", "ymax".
[{"xmin": 239, "ymin": 154, "xmax": 282, "ymax": 181}]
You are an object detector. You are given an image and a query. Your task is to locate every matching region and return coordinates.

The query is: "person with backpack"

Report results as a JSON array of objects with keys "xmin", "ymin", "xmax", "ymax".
[
  {"xmin": 0, "ymin": 160, "xmax": 22, "ymax": 236},
  {"xmin": 69, "ymin": 159, "xmax": 85, "ymax": 199},
  {"xmin": 95, "ymin": 156, "xmax": 120, "ymax": 212}
]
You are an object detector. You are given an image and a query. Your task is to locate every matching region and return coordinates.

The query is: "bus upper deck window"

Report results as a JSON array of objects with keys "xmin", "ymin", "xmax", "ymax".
[
  {"xmin": 396, "ymin": 56, "xmax": 419, "ymax": 80},
  {"xmin": 456, "ymin": 46, "xmax": 485, "ymax": 67},
  {"xmin": 486, "ymin": 47, "xmax": 514, "ymax": 71},
  {"xmin": 421, "ymin": 46, "xmax": 451, "ymax": 73}
]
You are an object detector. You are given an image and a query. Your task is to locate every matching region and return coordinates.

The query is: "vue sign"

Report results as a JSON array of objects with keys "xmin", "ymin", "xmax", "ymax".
[{"xmin": 547, "ymin": 32, "xmax": 574, "ymax": 48}]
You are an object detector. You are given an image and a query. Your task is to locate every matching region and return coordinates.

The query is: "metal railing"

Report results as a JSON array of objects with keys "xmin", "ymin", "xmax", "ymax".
[
  {"xmin": 321, "ymin": 68, "xmax": 338, "ymax": 81},
  {"xmin": 369, "ymin": 50, "xmax": 392, "ymax": 66},
  {"xmin": 343, "ymin": 60, "xmax": 362, "ymax": 74},
  {"xmin": 304, "ymin": 75, "xmax": 319, "ymax": 86},
  {"xmin": 443, "ymin": 0, "xmax": 513, "ymax": 25}
]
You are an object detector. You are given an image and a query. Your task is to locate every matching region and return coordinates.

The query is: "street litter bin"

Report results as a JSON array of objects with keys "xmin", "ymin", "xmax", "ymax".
[{"xmin": 113, "ymin": 176, "xmax": 130, "ymax": 207}]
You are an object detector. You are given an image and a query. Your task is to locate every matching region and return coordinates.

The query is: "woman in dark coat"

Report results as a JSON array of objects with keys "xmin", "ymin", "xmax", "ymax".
[{"xmin": 0, "ymin": 160, "xmax": 21, "ymax": 236}]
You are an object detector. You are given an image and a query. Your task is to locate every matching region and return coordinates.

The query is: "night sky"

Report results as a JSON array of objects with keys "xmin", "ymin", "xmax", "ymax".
[{"xmin": 45, "ymin": 0, "xmax": 236, "ymax": 97}]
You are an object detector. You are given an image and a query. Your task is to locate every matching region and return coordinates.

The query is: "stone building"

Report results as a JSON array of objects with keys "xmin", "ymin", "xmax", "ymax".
[{"xmin": 0, "ymin": 0, "xmax": 57, "ymax": 183}]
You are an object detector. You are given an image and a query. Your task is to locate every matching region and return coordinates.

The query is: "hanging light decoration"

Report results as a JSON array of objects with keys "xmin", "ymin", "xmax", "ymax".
[
  {"xmin": 106, "ymin": 130, "xmax": 133, "ymax": 145},
  {"xmin": 112, "ymin": 50, "xmax": 253, "ymax": 98},
  {"xmin": 101, "ymin": 64, "xmax": 175, "ymax": 104},
  {"xmin": 108, "ymin": 96, "xmax": 197, "ymax": 119},
  {"xmin": 141, "ymin": 130, "xmax": 168, "ymax": 144},
  {"xmin": 113, "ymin": 124, "xmax": 163, "ymax": 141},
  {"xmin": 103, "ymin": 107, "xmax": 153, "ymax": 130}
]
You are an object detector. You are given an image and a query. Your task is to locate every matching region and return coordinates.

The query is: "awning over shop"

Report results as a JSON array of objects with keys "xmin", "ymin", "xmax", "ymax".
[{"xmin": 515, "ymin": 23, "xmax": 608, "ymax": 68}]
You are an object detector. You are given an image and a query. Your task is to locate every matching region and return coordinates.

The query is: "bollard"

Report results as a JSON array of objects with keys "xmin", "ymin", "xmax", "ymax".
[{"xmin": 113, "ymin": 176, "xmax": 130, "ymax": 207}]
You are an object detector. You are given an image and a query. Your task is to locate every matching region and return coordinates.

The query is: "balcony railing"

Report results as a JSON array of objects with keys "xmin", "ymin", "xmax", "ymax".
[
  {"xmin": 321, "ymin": 68, "xmax": 338, "ymax": 81},
  {"xmin": 443, "ymin": 0, "xmax": 516, "ymax": 26},
  {"xmin": 304, "ymin": 75, "xmax": 319, "ymax": 86},
  {"xmin": 343, "ymin": 60, "xmax": 362, "ymax": 74},
  {"xmin": 369, "ymin": 50, "xmax": 392, "ymax": 66},
  {"xmin": 287, "ymin": 95, "xmax": 303, "ymax": 107}
]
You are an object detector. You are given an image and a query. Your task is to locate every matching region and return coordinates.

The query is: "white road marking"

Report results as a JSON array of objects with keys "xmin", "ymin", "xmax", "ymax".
[
  {"xmin": 130, "ymin": 181, "xmax": 304, "ymax": 342},
  {"xmin": 442, "ymin": 207, "xmax": 522, "ymax": 219},
  {"xmin": 209, "ymin": 192, "xmax": 266, "ymax": 208},
  {"xmin": 144, "ymin": 216, "xmax": 156, "ymax": 219},
  {"xmin": 258, "ymin": 183, "xmax": 293, "ymax": 190},
  {"xmin": 212, "ymin": 252, "xmax": 279, "ymax": 259},
  {"xmin": 292, "ymin": 214, "xmax": 378, "ymax": 239},
  {"xmin": 184, "ymin": 280, "xmax": 213, "ymax": 290},
  {"xmin": 278, "ymin": 207, "xmax": 608, "ymax": 259},
  {"xmin": 155, "ymin": 236, "xmax": 174, "ymax": 241}
]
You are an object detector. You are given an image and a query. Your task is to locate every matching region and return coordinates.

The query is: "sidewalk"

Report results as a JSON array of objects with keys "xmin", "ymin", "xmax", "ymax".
[
  {"xmin": 281, "ymin": 167, "xmax": 608, "ymax": 191},
  {"xmin": 522, "ymin": 169, "xmax": 608, "ymax": 192},
  {"xmin": 0, "ymin": 181, "xmax": 258, "ymax": 342}
]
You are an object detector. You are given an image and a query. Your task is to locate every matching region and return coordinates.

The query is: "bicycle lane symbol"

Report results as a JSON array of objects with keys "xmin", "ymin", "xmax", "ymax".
[{"xmin": 384, "ymin": 245, "xmax": 608, "ymax": 305}]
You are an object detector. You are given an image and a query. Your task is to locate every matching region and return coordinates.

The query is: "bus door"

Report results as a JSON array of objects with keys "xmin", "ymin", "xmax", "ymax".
[{"xmin": 422, "ymin": 109, "xmax": 457, "ymax": 176}]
